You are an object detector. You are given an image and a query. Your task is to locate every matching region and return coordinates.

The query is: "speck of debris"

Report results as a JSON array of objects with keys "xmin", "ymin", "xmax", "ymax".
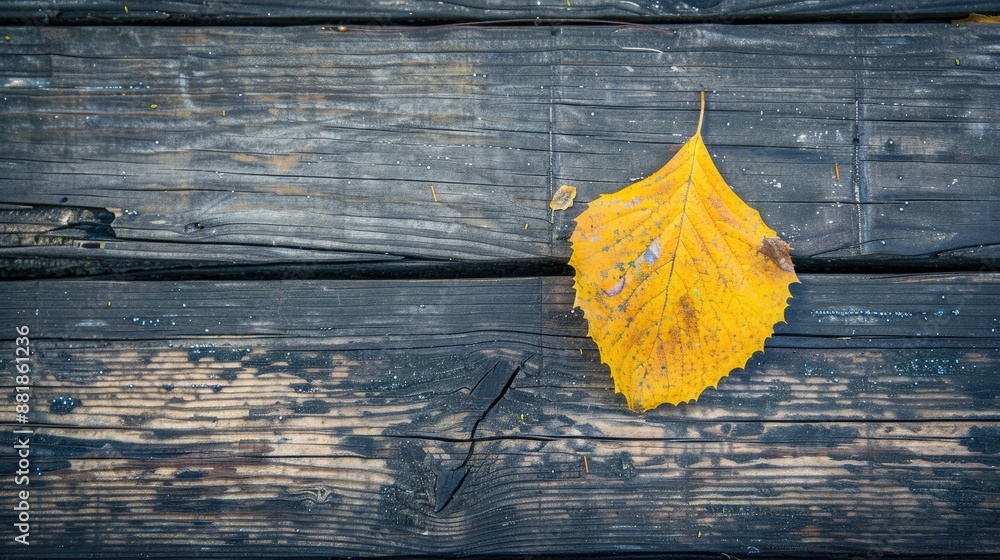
[
  {"xmin": 606, "ymin": 451, "xmax": 637, "ymax": 479},
  {"xmin": 50, "ymin": 395, "xmax": 80, "ymax": 414}
]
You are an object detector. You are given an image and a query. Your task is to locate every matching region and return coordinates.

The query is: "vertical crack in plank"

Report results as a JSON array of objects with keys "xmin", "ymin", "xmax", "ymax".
[
  {"xmin": 852, "ymin": 26, "xmax": 871, "ymax": 255},
  {"xmin": 434, "ymin": 353, "xmax": 533, "ymax": 512},
  {"xmin": 547, "ymin": 25, "xmax": 560, "ymax": 227}
]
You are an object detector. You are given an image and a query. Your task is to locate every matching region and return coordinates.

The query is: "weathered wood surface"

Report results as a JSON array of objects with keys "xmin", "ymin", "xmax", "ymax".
[
  {"xmin": 3, "ymin": 10, "xmax": 1000, "ymax": 559},
  {"xmin": 2, "ymin": 23, "xmax": 1000, "ymax": 278},
  {"xmin": 0, "ymin": 0, "xmax": 995, "ymax": 24},
  {"xmin": 1, "ymin": 273, "xmax": 998, "ymax": 557}
]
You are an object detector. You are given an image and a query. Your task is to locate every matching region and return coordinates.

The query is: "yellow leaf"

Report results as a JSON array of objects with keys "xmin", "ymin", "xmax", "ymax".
[{"xmin": 569, "ymin": 93, "xmax": 798, "ymax": 411}]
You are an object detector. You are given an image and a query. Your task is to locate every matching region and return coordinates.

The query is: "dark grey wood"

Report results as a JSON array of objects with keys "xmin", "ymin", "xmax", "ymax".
[
  {"xmin": 1, "ymin": 23, "xmax": 999, "ymax": 277},
  {"xmin": 1, "ymin": 272, "xmax": 998, "ymax": 557},
  {"xmin": 0, "ymin": 0, "xmax": 994, "ymax": 24},
  {"xmin": 2, "ymin": 7, "xmax": 999, "ymax": 559}
]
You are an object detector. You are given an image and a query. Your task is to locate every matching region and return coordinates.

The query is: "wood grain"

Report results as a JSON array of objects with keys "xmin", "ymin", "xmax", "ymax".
[
  {"xmin": 1, "ymin": 273, "xmax": 998, "ymax": 556},
  {"xmin": 2, "ymin": 23, "xmax": 999, "ymax": 277},
  {"xmin": 2, "ymin": 13, "xmax": 999, "ymax": 559},
  {"xmin": 0, "ymin": 0, "xmax": 994, "ymax": 24}
]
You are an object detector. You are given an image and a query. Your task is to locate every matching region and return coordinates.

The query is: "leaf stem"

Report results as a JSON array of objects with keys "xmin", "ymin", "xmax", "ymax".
[{"xmin": 696, "ymin": 91, "xmax": 706, "ymax": 136}]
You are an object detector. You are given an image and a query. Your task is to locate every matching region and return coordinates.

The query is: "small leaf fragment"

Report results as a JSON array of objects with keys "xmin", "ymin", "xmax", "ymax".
[{"xmin": 550, "ymin": 185, "xmax": 578, "ymax": 212}]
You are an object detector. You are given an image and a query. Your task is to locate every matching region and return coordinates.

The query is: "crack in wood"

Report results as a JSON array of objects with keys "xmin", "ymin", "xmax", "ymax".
[
  {"xmin": 851, "ymin": 27, "xmax": 871, "ymax": 255},
  {"xmin": 434, "ymin": 353, "xmax": 534, "ymax": 512}
]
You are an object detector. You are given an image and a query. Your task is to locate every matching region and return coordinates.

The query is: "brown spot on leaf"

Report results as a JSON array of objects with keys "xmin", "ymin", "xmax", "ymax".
[
  {"xmin": 676, "ymin": 293, "xmax": 698, "ymax": 332},
  {"xmin": 760, "ymin": 237, "xmax": 795, "ymax": 273}
]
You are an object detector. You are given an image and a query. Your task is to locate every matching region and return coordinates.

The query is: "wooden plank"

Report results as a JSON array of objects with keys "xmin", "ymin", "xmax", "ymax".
[
  {"xmin": 2, "ymin": 23, "xmax": 999, "ymax": 277},
  {"xmin": 0, "ymin": 0, "xmax": 995, "ymax": 24},
  {"xmin": 1, "ymin": 273, "xmax": 998, "ymax": 556},
  {"xmin": 552, "ymin": 24, "xmax": 1000, "ymax": 262},
  {"xmin": 3, "ymin": 273, "xmax": 998, "ymax": 422}
]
